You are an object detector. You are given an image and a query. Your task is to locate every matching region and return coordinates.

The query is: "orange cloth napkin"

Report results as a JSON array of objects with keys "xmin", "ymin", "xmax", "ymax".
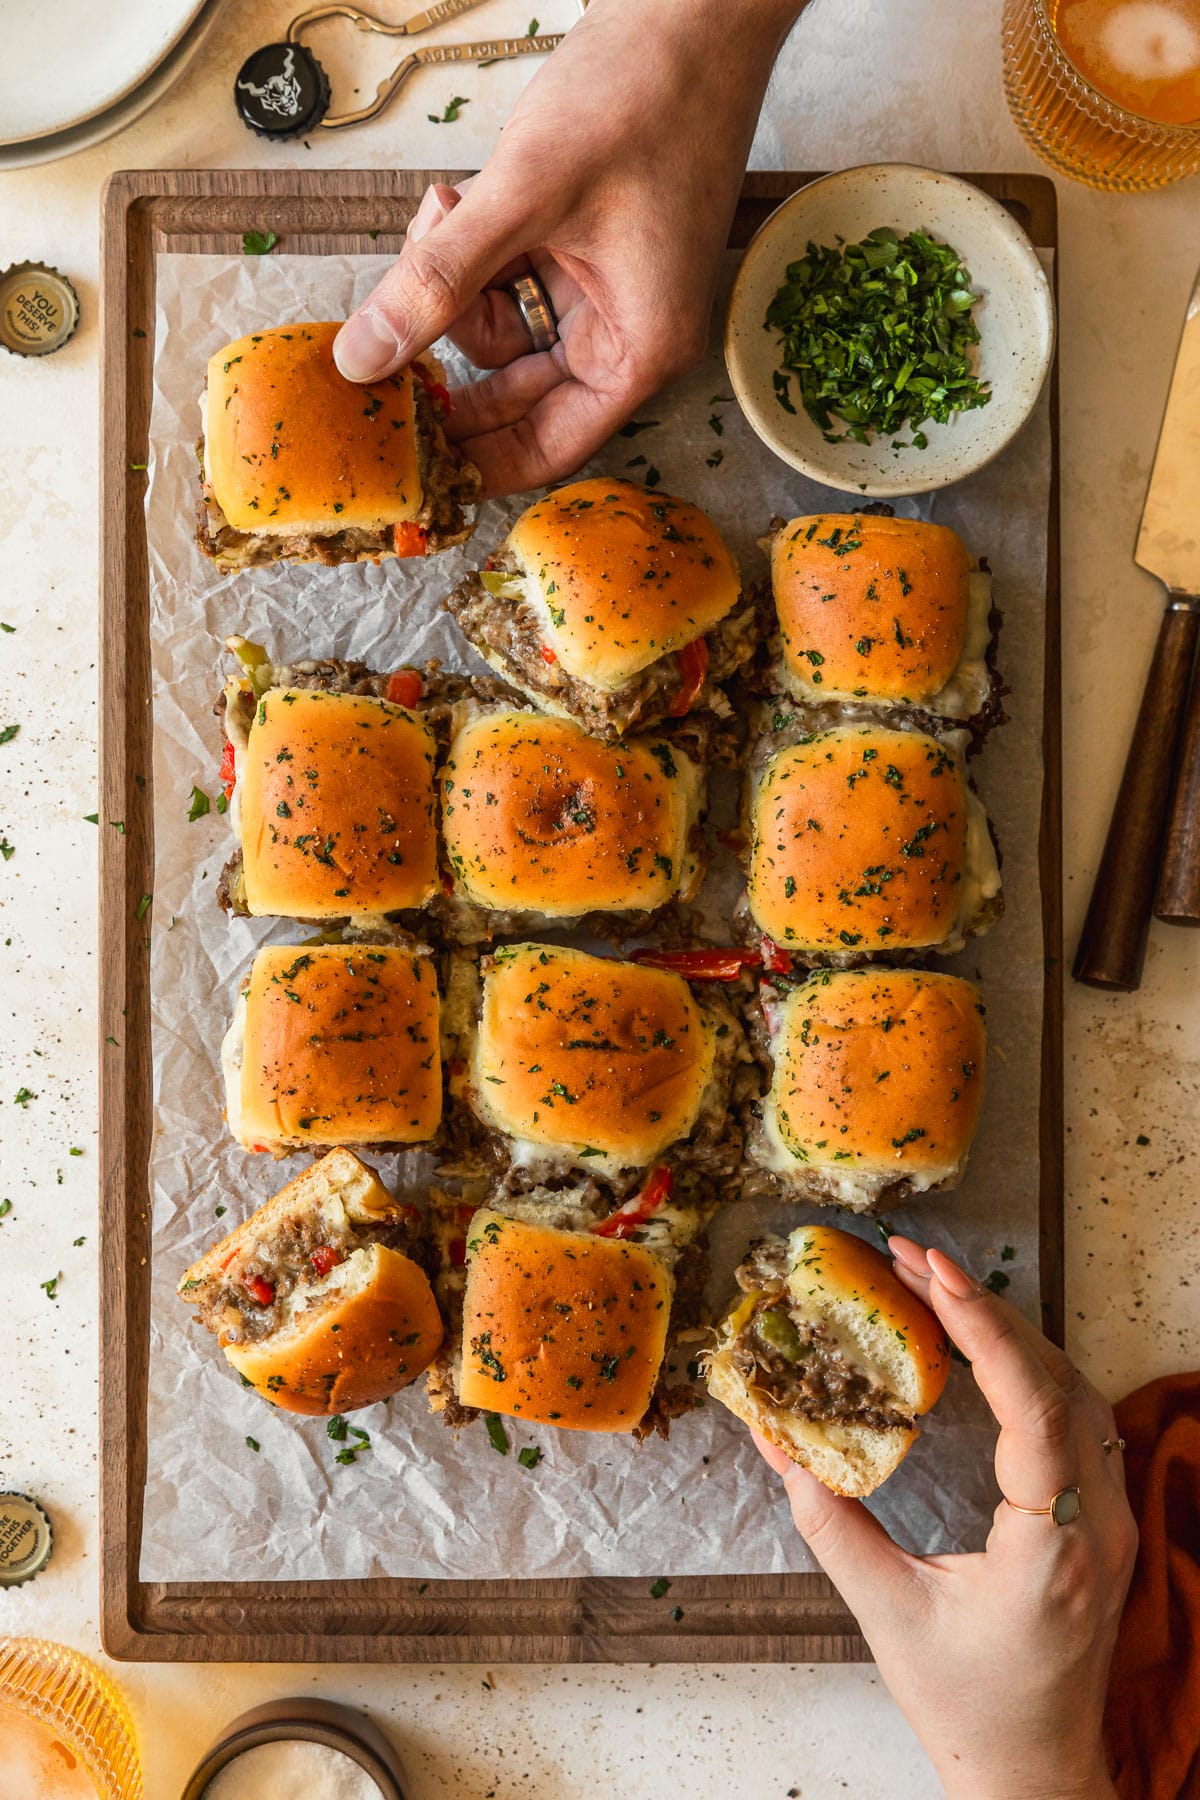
[{"xmin": 1104, "ymin": 1373, "xmax": 1200, "ymax": 1800}]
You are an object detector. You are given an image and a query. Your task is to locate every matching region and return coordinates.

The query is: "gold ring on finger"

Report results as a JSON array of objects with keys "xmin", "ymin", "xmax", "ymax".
[
  {"xmin": 1003, "ymin": 1485, "xmax": 1082, "ymax": 1525},
  {"xmin": 1101, "ymin": 1437, "xmax": 1126, "ymax": 1454}
]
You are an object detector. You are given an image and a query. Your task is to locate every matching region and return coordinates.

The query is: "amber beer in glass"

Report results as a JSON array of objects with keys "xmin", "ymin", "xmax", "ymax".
[{"xmin": 1003, "ymin": 0, "xmax": 1200, "ymax": 188}]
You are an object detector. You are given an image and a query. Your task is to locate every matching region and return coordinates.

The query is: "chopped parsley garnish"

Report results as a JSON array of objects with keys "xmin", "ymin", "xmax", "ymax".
[
  {"xmin": 649, "ymin": 1577, "xmax": 671, "ymax": 1600},
  {"xmin": 0, "ymin": 724, "xmax": 18, "ymax": 745},
  {"xmin": 765, "ymin": 226, "xmax": 991, "ymax": 444},
  {"xmin": 518, "ymin": 1445, "xmax": 542, "ymax": 1469},
  {"xmin": 242, "ymin": 229, "xmax": 278, "ymax": 256},
  {"xmin": 187, "ymin": 785, "xmax": 211, "ymax": 821},
  {"xmin": 429, "ymin": 95, "xmax": 470, "ymax": 123},
  {"xmin": 485, "ymin": 1413, "xmax": 510, "ymax": 1455}
]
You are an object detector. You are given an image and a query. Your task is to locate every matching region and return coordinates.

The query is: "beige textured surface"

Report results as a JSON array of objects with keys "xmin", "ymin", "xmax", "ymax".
[{"xmin": 1, "ymin": 0, "xmax": 1197, "ymax": 1792}]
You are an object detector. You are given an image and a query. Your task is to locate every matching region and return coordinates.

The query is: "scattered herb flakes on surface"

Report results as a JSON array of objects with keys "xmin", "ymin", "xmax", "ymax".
[
  {"xmin": 0, "ymin": 724, "xmax": 18, "ymax": 745},
  {"xmin": 1136, "ymin": 1133, "xmax": 1150, "ymax": 1146},
  {"xmin": 643, "ymin": 464, "xmax": 662, "ymax": 488},
  {"xmin": 0, "ymin": 622, "xmax": 14, "ymax": 633},
  {"xmin": 517, "ymin": 1445, "xmax": 542, "ymax": 1470},
  {"xmin": 526, "ymin": 15, "xmax": 539, "ymax": 31},
  {"xmin": 242, "ymin": 229, "xmax": 278, "ymax": 256},
  {"xmin": 0, "ymin": 837, "xmax": 13, "ymax": 861},
  {"xmin": 41, "ymin": 1273, "xmax": 60, "ymax": 1300},
  {"xmin": 0, "ymin": 1200, "xmax": 11, "ymax": 1220},
  {"xmin": 1000, "ymin": 1244, "xmax": 1016, "ymax": 1262},
  {"xmin": 135, "ymin": 893, "xmax": 152, "ymax": 921},
  {"xmin": 14, "ymin": 1087, "xmax": 35, "ymax": 1107},
  {"xmin": 187, "ymin": 785, "xmax": 211, "ymax": 821},
  {"xmin": 649, "ymin": 1577, "xmax": 671, "ymax": 1599},
  {"xmin": 245, "ymin": 1436, "xmax": 261, "ymax": 1453},
  {"xmin": 984, "ymin": 1269, "xmax": 1010, "ymax": 1295},
  {"xmin": 617, "ymin": 419, "xmax": 659, "ymax": 437},
  {"xmin": 765, "ymin": 225, "xmax": 991, "ymax": 445},
  {"xmin": 485, "ymin": 1413, "xmax": 510, "ymax": 1455},
  {"xmin": 83, "ymin": 812, "xmax": 99, "ymax": 825}
]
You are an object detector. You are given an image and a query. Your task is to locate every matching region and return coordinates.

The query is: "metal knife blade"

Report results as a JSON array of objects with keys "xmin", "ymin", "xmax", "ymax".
[{"xmin": 1135, "ymin": 267, "xmax": 1200, "ymax": 597}]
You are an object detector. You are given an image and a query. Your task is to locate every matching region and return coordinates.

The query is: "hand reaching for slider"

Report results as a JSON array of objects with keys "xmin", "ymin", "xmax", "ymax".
[
  {"xmin": 333, "ymin": 0, "xmax": 805, "ymax": 498},
  {"xmin": 754, "ymin": 1241, "xmax": 1137, "ymax": 1800}
]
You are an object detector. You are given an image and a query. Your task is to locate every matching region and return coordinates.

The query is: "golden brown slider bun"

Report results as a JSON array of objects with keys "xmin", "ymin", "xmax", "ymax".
[
  {"xmin": 440, "ymin": 707, "xmax": 703, "ymax": 916},
  {"xmin": 747, "ymin": 725, "xmax": 1000, "ymax": 956},
  {"xmin": 178, "ymin": 1148, "xmax": 442, "ymax": 1415},
  {"xmin": 238, "ymin": 686, "xmax": 438, "ymax": 920},
  {"xmin": 204, "ymin": 323, "xmax": 425, "ymax": 535},
  {"xmin": 754, "ymin": 968, "xmax": 986, "ymax": 1209},
  {"xmin": 506, "ymin": 479, "xmax": 740, "ymax": 691},
  {"xmin": 771, "ymin": 515, "xmax": 987, "ymax": 713},
  {"xmin": 468, "ymin": 943, "xmax": 717, "ymax": 1175},
  {"xmin": 457, "ymin": 1206, "xmax": 673, "ymax": 1430},
  {"xmin": 223, "ymin": 943, "xmax": 441, "ymax": 1154},
  {"xmin": 705, "ymin": 1225, "xmax": 950, "ymax": 1496}
]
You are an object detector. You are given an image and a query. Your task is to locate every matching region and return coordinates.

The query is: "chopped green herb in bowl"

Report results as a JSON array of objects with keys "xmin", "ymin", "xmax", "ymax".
[
  {"xmin": 724, "ymin": 164, "xmax": 1054, "ymax": 498},
  {"xmin": 765, "ymin": 226, "xmax": 991, "ymax": 447}
]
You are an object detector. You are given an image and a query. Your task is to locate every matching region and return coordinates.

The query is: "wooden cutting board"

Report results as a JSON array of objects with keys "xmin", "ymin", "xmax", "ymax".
[{"xmin": 98, "ymin": 167, "xmax": 1062, "ymax": 1663}]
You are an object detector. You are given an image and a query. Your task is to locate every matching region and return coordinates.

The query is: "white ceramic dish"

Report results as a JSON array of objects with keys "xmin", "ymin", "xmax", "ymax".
[
  {"xmin": 0, "ymin": 0, "xmax": 225, "ymax": 170},
  {"xmin": 725, "ymin": 163, "xmax": 1055, "ymax": 498},
  {"xmin": 0, "ymin": 0, "xmax": 207, "ymax": 145}
]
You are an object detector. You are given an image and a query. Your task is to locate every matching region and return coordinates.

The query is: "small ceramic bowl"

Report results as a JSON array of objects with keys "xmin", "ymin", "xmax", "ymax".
[
  {"xmin": 725, "ymin": 163, "xmax": 1055, "ymax": 497},
  {"xmin": 180, "ymin": 1699, "xmax": 407, "ymax": 1800}
]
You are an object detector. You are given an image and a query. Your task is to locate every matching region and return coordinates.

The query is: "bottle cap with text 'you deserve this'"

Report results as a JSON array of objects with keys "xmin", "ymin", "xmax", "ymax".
[
  {"xmin": 0, "ymin": 263, "xmax": 79, "ymax": 357},
  {"xmin": 0, "ymin": 1491, "xmax": 53, "ymax": 1586}
]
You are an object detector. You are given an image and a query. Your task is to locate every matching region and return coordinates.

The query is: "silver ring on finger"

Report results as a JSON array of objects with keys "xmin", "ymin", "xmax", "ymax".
[
  {"xmin": 1003, "ymin": 1485, "xmax": 1082, "ymax": 1526},
  {"xmin": 508, "ymin": 273, "xmax": 559, "ymax": 352},
  {"xmin": 1101, "ymin": 1437, "xmax": 1126, "ymax": 1454}
]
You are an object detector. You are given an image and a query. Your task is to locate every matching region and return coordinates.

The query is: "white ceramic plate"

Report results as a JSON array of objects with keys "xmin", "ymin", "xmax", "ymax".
[
  {"xmin": 725, "ymin": 164, "xmax": 1055, "ymax": 498},
  {"xmin": 0, "ymin": 0, "xmax": 208, "ymax": 146},
  {"xmin": 0, "ymin": 0, "xmax": 226, "ymax": 169}
]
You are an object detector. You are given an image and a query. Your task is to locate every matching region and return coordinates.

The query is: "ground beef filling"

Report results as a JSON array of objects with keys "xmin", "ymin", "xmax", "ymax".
[
  {"xmin": 196, "ymin": 383, "xmax": 479, "ymax": 567},
  {"xmin": 445, "ymin": 555, "xmax": 757, "ymax": 738},
  {"xmin": 197, "ymin": 1212, "xmax": 410, "ymax": 1346},
  {"xmin": 732, "ymin": 1301, "xmax": 910, "ymax": 1433}
]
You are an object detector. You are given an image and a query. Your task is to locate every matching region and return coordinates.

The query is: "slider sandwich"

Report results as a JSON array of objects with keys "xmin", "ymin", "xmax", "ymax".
[
  {"xmin": 749, "ymin": 967, "xmax": 986, "ymax": 1211},
  {"xmin": 444, "ymin": 942, "xmax": 746, "ymax": 1186},
  {"xmin": 179, "ymin": 1149, "xmax": 442, "ymax": 1414},
  {"xmin": 445, "ymin": 478, "xmax": 756, "ymax": 738},
  {"xmin": 705, "ymin": 1224, "xmax": 949, "ymax": 1496},
  {"xmin": 744, "ymin": 717, "xmax": 1001, "ymax": 961},
  {"xmin": 439, "ymin": 700, "xmax": 705, "ymax": 934},
  {"xmin": 196, "ymin": 322, "xmax": 480, "ymax": 569},
  {"xmin": 764, "ymin": 513, "xmax": 997, "ymax": 726},
  {"xmin": 218, "ymin": 639, "xmax": 438, "ymax": 924},
  {"xmin": 222, "ymin": 941, "xmax": 442, "ymax": 1155},
  {"xmin": 426, "ymin": 1172, "xmax": 710, "ymax": 1437}
]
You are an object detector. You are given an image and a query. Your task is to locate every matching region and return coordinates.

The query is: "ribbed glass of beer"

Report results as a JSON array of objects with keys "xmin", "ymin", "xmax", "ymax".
[{"xmin": 1003, "ymin": 0, "xmax": 1200, "ymax": 189}]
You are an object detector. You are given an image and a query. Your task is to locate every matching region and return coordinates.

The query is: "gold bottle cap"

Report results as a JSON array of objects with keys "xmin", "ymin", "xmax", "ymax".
[
  {"xmin": 0, "ymin": 263, "xmax": 79, "ymax": 357},
  {"xmin": 0, "ymin": 1492, "xmax": 54, "ymax": 1586}
]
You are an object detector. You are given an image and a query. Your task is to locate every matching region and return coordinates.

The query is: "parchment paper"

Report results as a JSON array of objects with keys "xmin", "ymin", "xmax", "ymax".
[{"xmin": 139, "ymin": 250, "xmax": 1053, "ymax": 1582}]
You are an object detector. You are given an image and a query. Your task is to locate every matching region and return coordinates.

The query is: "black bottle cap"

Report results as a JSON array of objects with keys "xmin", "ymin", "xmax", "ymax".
[{"xmin": 234, "ymin": 41, "xmax": 330, "ymax": 139}]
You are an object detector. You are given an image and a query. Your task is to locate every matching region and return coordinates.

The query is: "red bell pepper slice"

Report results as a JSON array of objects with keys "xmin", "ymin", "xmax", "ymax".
[
  {"xmin": 386, "ymin": 669, "xmax": 424, "ymax": 708},
  {"xmin": 541, "ymin": 644, "xmax": 558, "ymax": 666},
  {"xmin": 412, "ymin": 359, "xmax": 452, "ymax": 415},
  {"xmin": 219, "ymin": 739, "xmax": 236, "ymax": 801},
  {"xmin": 668, "ymin": 637, "xmax": 709, "ymax": 717},
  {"xmin": 761, "ymin": 938, "xmax": 792, "ymax": 973},
  {"xmin": 630, "ymin": 947, "xmax": 763, "ymax": 981},
  {"xmin": 242, "ymin": 1273, "xmax": 275, "ymax": 1306},
  {"xmin": 591, "ymin": 1166, "xmax": 674, "ymax": 1239},
  {"xmin": 310, "ymin": 1245, "xmax": 343, "ymax": 1278},
  {"xmin": 392, "ymin": 522, "xmax": 429, "ymax": 558}
]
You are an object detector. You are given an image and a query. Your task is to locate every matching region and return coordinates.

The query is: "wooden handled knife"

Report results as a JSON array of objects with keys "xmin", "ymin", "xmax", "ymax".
[{"xmin": 1074, "ymin": 269, "xmax": 1200, "ymax": 991}]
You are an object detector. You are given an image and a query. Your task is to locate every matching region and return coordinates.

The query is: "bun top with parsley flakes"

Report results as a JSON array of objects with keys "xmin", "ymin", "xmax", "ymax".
[
  {"xmin": 237, "ymin": 686, "xmax": 438, "ymax": 921},
  {"xmin": 456, "ymin": 1207, "xmax": 674, "ymax": 1431},
  {"xmin": 440, "ymin": 706, "xmax": 704, "ymax": 918},
  {"xmin": 223, "ymin": 942, "xmax": 442, "ymax": 1154},
  {"xmin": 203, "ymin": 323, "xmax": 425, "ymax": 535},
  {"xmin": 770, "ymin": 514, "xmax": 978, "ymax": 712},
  {"xmin": 746, "ymin": 724, "xmax": 999, "ymax": 957},
  {"xmin": 466, "ymin": 942, "xmax": 718, "ymax": 1177},
  {"xmin": 506, "ymin": 478, "xmax": 741, "ymax": 691}
]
